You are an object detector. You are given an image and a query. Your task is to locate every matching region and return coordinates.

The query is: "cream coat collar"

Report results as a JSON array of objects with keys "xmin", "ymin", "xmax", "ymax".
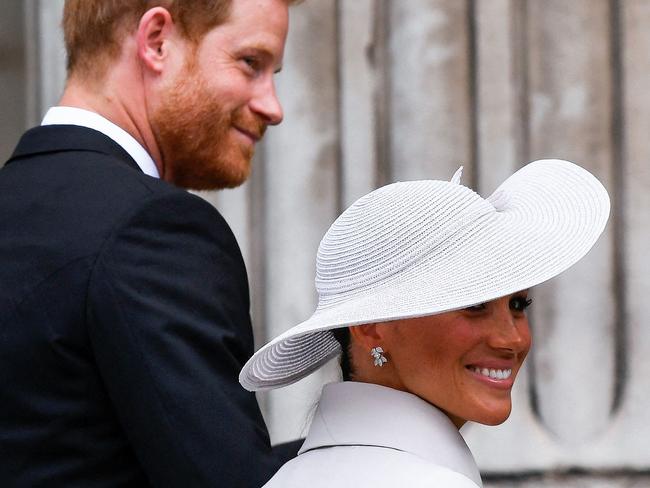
[{"xmin": 300, "ymin": 381, "xmax": 482, "ymax": 487}]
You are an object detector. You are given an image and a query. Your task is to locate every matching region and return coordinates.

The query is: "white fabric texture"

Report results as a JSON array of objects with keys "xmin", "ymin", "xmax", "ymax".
[
  {"xmin": 42, "ymin": 106, "xmax": 160, "ymax": 178},
  {"xmin": 240, "ymin": 159, "xmax": 610, "ymax": 391},
  {"xmin": 265, "ymin": 382, "xmax": 481, "ymax": 488}
]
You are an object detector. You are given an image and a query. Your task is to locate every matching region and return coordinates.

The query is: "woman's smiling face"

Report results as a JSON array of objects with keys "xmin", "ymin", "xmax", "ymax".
[{"xmin": 377, "ymin": 292, "xmax": 532, "ymax": 428}]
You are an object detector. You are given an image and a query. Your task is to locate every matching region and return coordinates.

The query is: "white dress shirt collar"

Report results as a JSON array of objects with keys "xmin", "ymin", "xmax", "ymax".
[
  {"xmin": 300, "ymin": 381, "xmax": 483, "ymax": 486},
  {"xmin": 41, "ymin": 106, "xmax": 160, "ymax": 178}
]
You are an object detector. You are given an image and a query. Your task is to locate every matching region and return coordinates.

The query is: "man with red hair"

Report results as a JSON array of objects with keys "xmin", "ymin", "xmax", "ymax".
[{"xmin": 0, "ymin": 1, "xmax": 299, "ymax": 486}]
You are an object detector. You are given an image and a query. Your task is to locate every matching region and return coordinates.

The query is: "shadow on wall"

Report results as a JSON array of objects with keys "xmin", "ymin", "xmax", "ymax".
[{"xmin": 0, "ymin": 1, "xmax": 26, "ymax": 165}]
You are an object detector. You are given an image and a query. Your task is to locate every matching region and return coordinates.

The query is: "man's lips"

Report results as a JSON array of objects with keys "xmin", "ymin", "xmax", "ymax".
[{"xmin": 234, "ymin": 126, "xmax": 262, "ymax": 143}]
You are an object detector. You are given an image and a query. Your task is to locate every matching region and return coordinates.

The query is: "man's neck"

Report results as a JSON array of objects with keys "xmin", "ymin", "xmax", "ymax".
[{"xmin": 59, "ymin": 75, "xmax": 164, "ymax": 176}]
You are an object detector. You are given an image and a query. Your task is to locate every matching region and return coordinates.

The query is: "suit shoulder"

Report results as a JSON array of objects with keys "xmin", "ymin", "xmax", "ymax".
[
  {"xmin": 0, "ymin": 146, "xmax": 233, "ymax": 269},
  {"xmin": 65, "ymin": 153, "xmax": 228, "ymax": 229},
  {"xmin": 7, "ymin": 142, "xmax": 228, "ymax": 228}
]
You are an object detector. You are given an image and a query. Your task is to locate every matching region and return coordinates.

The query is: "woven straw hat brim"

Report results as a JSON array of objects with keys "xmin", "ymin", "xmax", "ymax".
[{"xmin": 240, "ymin": 159, "xmax": 610, "ymax": 391}]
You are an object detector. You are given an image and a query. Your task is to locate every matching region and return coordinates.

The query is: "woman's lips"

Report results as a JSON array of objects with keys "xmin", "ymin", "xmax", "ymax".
[
  {"xmin": 470, "ymin": 366, "xmax": 512, "ymax": 380},
  {"xmin": 465, "ymin": 365, "xmax": 516, "ymax": 389}
]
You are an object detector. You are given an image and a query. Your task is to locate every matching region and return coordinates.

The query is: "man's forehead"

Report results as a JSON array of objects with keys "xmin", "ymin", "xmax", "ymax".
[
  {"xmin": 226, "ymin": 0, "xmax": 290, "ymax": 24},
  {"xmin": 213, "ymin": 1, "xmax": 287, "ymax": 37},
  {"xmin": 204, "ymin": 4, "xmax": 288, "ymax": 55}
]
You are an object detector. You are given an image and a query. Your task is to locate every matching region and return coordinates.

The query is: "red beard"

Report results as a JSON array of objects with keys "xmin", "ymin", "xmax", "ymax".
[{"xmin": 151, "ymin": 64, "xmax": 266, "ymax": 190}]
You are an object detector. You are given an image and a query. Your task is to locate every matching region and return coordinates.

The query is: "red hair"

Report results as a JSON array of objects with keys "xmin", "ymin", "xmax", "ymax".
[{"xmin": 63, "ymin": 0, "xmax": 300, "ymax": 80}]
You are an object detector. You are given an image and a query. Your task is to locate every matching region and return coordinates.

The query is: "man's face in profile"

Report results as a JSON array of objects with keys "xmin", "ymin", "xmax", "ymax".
[{"xmin": 152, "ymin": 0, "xmax": 289, "ymax": 190}]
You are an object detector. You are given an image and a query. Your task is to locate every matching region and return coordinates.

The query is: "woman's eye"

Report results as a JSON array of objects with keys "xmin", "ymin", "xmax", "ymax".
[
  {"xmin": 510, "ymin": 296, "xmax": 533, "ymax": 312},
  {"xmin": 465, "ymin": 303, "xmax": 487, "ymax": 312}
]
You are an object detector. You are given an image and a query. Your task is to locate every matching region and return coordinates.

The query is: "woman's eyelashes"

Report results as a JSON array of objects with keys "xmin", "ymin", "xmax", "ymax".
[
  {"xmin": 464, "ymin": 296, "xmax": 532, "ymax": 313},
  {"xmin": 465, "ymin": 303, "xmax": 487, "ymax": 312},
  {"xmin": 510, "ymin": 296, "xmax": 532, "ymax": 312}
]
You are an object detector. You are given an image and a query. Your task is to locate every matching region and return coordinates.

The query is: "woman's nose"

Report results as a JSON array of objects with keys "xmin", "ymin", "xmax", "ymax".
[{"xmin": 487, "ymin": 306, "xmax": 531, "ymax": 354}]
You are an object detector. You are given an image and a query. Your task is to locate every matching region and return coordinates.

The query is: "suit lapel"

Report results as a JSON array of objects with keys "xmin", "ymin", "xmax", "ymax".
[{"xmin": 7, "ymin": 125, "xmax": 143, "ymax": 173}]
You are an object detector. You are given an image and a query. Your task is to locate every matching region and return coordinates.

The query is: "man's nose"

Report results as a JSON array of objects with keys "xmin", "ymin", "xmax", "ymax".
[{"xmin": 250, "ymin": 79, "xmax": 283, "ymax": 126}]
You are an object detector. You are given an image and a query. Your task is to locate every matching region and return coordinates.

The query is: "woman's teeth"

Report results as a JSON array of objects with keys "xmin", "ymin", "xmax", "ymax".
[{"xmin": 471, "ymin": 366, "xmax": 512, "ymax": 380}]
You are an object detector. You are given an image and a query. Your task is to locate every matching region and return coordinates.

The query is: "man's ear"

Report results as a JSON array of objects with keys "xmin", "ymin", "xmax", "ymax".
[{"xmin": 136, "ymin": 7, "xmax": 175, "ymax": 74}]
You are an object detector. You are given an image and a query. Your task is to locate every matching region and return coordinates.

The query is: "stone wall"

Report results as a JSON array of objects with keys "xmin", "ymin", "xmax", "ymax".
[{"xmin": 5, "ymin": 1, "xmax": 649, "ymax": 485}]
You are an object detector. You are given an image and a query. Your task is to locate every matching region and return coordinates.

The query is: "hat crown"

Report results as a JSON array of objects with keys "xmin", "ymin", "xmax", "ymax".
[{"xmin": 315, "ymin": 180, "xmax": 493, "ymax": 305}]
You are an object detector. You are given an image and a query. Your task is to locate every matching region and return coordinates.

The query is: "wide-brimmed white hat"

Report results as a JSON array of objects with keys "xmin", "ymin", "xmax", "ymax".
[{"xmin": 240, "ymin": 159, "xmax": 610, "ymax": 391}]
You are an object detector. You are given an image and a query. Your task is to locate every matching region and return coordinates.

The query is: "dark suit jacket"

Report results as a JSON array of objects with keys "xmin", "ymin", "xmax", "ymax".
[{"xmin": 0, "ymin": 125, "xmax": 281, "ymax": 487}]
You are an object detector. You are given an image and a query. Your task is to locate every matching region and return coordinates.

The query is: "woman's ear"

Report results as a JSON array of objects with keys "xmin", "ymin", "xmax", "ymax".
[
  {"xmin": 136, "ymin": 7, "xmax": 175, "ymax": 74},
  {"xmin": 349, "ymin": 323, "xmax": 388, "ymax": 350},
  {"xmin": 348, "ymin": 323, "xmax": 396, "ymax": 382}
]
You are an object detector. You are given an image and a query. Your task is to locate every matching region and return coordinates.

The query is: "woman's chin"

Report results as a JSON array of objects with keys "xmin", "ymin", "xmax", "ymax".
[
  {"xmin": 467, "ymin": 401, "xmax": 513, "ymax": 426},
  {"xmin": 477, "ymin": 414, "xmax": 510, "ymax": 426}
]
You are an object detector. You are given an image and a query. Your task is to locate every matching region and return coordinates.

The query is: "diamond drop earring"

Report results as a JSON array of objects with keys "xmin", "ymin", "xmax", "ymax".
[{"xmin": 370, "ymin": 346, "xmax": 388, "ymax": 367}]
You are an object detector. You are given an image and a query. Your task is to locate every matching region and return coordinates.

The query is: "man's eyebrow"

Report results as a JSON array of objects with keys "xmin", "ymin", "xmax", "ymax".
[{"xmin": 241, "ymin": 43, "xmax": 275, "ymax": 57}]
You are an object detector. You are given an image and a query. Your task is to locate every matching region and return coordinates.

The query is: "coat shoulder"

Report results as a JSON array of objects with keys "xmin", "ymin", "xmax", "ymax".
[{"xmin": 265, "ymin": 446, "xmax": 480, "ymax": 488}]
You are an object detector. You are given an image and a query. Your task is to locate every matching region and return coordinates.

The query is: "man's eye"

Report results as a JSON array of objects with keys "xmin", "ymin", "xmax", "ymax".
[
  {"xmin": 242, "ymin": 57, "xmax": 259, "ymax": 70},
  {"xmin": 510, "ymin": 296, "xmax": 533, "ymax": 312}
]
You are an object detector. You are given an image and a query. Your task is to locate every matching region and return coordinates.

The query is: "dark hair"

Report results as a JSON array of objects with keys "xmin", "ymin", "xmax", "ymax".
[{"xmin": 331, "ymin": 327, "xmax": 354, "ymax": 381}]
